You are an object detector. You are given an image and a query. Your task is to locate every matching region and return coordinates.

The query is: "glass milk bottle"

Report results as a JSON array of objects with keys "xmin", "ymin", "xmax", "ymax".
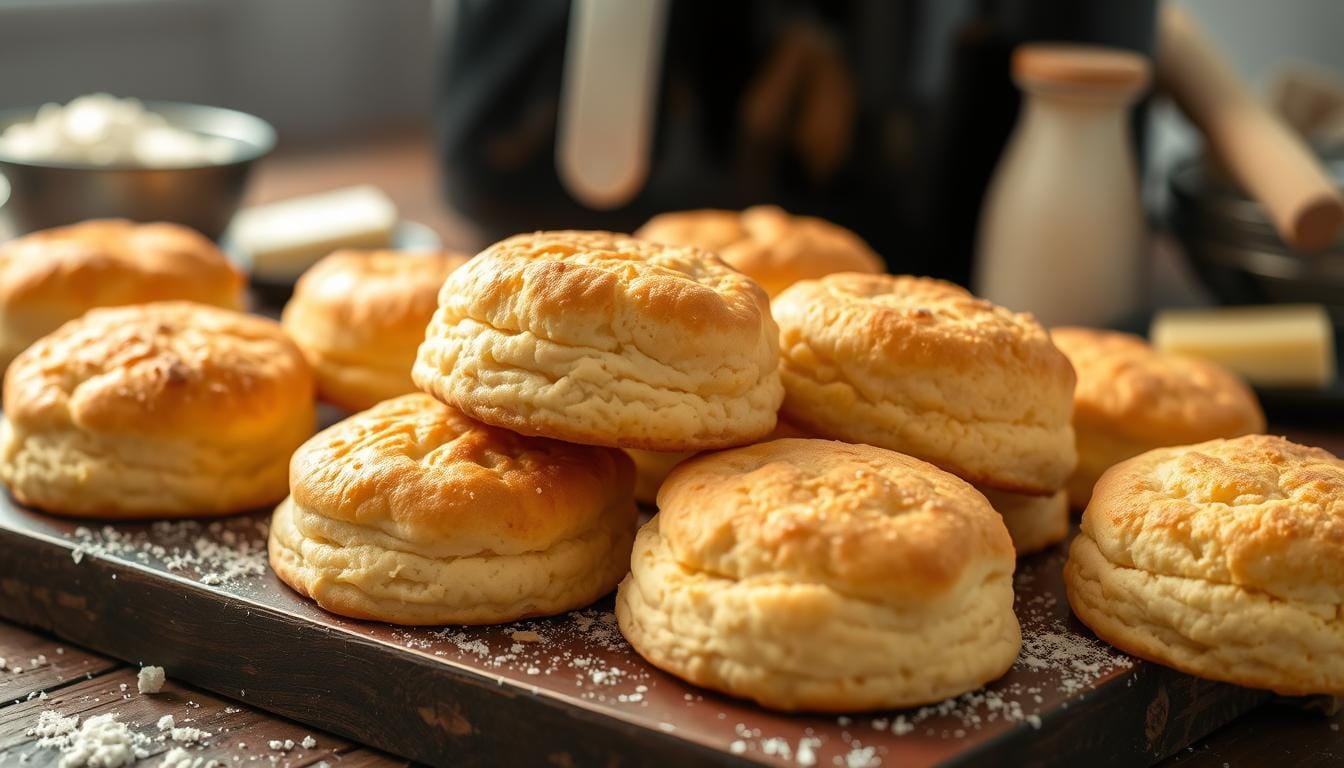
[{"xmin": 974, "ymin": 45, "xmax": 1151, "ymax": 326}]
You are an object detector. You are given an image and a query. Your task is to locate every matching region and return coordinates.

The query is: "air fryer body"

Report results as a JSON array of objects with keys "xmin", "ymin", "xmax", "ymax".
[{"xmin": 436, "ymin": 0, "xmax": 1156, "ymax": 284}]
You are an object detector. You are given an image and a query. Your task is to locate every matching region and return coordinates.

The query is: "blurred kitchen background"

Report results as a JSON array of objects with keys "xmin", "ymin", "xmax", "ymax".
[{"xmin": 1, "ymin": 0, "xmax": 1341, "ymax": 345}]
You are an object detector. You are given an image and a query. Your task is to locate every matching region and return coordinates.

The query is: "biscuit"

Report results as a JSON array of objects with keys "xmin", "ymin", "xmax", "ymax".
[
  {"xmin": 0, "ymin": 302, "xmax": 313, "ymax": 517},
  {"xmin": 0, "ymin": 220, "xmax": 244, "ymax": 371},
  {"xmin": 413, "ymin": 231, "xmax": 783, "ymax": 451},
  {"xmin": 636, "ymin": 206, "xmax": 884, "ymax": 297},
  {"xmin": 1051, "ymin": 327, "xmax": 1265, "ymax": 507},
  {"xmin": 282, "ymin": 249, "xmax": 470, "ymax": 411},
  {"xmin": 616, "ymin": 438, "xmax": 1020, "ymax": 711},
  {"xmin": 269, "ymin": 393, "xmax": 637, "ymax": 624},
  {"xmin": 1065, "ymin": 435, "xmax": 1344, "ymax": 696},
  {"xmin": 977, "ymin": 486, "xmax": 1069, "ymax": 556},
  {"xmin": 772, "ymin": 273, "xmax": 1076, "ymax": 494}
]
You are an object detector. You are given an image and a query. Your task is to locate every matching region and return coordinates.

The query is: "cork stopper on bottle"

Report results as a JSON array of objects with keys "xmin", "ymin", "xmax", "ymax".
[{"xmin": 1013, "ymin": 44, "xmax": 1151, "ymax": 94}]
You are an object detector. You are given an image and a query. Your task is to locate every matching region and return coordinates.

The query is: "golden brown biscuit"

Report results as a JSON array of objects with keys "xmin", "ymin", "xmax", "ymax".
[
  {"xmin": 1052, "ymin": 327, "xmax": 1265, "ymax": 508},
  {"xmin": 282, "ymin": 249, "xmax": 470, "ymax": 411},
  {"xmin": 772, "ymin": 273, "xmax": 1077, "ymax": 494},
  {"xmin": 976, "ymin": 486, "xmax": 1069, "ymax": 556},
  {"xmin": 1066, "ymin": 435, "xmax": 1344, "ymax": 696},
  {"xmin": 636, "ymin": 205, "xmax": 884, "ymax": 297},
  {"xmin": 0, "ymin": 220, "xmax": 244, "ymax": 371},
  {"xmin": 413, "ymin": 231, "xmax": 783, "ymax": 451},
  {"xmin": 0, "ymin": 302, "xmax": 313, "ymax": 518},
  {"xmin": 269, "ymin": 394, "xmax": 637, "ymax": 625},
  {"xmin": 616, "ymin": 438, "xmax": 1020, "ymax": 711}
]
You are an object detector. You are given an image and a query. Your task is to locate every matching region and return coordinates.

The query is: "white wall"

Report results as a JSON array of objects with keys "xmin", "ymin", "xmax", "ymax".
[{"xmin": 0, "ymin": 0, "xmax": 437, "ymax": 139}]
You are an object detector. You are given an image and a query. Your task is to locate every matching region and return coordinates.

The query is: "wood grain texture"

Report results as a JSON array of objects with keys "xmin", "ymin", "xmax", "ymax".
[
  {"xmin": 1161, "ymin": 700, "xmax": 1344, "ymax": 768},
  {"xmin": 0, "ymin": 622, "xmax": 407, "ymax": 767}
]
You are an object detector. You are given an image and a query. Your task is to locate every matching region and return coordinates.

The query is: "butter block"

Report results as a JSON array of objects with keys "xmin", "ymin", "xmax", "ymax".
[
  {"xmin": 229, "ymin": 185, "xmax": 397, "ymax": 278},
  {"xmin": 1150, "ymin": 304, "xmax": 1337, "ymax": 388}
]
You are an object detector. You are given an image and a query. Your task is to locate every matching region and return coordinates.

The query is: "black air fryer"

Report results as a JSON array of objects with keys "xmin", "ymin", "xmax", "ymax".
[{"xmin": 436, "ymin": 0, "xmax": 1157, "ymax": 285}]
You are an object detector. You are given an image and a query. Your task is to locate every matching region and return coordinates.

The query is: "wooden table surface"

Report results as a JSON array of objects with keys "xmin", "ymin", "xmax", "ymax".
[
  {"xmin": 1, "ymin": 127, "xmax": 1342, "ymax": 768},
  {"xmin": 0, "ymin": 622, "xmax": 405, "ymax": 767}
]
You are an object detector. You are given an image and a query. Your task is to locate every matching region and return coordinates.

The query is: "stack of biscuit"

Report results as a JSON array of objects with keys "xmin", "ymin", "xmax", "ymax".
[
  {"xmin": 0, "ymin": 220, "xmax": 300, "ymax": 520},
  {"xmin": 401, "ymin": 228, "xmax": 1021, "ymax": 709},
  {"xmin": 631, "ymin": 210, "xmax": 1078, "ymax": 554},
  {"xmin": 770, "ymin": 273, "xmax": 1077, "ymax": 555},
  {"xmin": 265, "ymin": 224, "xmax": 1024, "ymax": 709},
  {"xmin": 625, "ymin": 206, "xmax": 884, "ymax": 502},
  {"xmin": 269, "ymin": 230, "xmax": 787, "ymax": 627}
]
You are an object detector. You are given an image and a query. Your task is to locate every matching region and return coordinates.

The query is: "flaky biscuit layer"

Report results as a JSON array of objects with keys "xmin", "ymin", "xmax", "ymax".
[
  {"xmin": 1067, "ymin": 532, "xmax": 1344, "ymax": 696},
  {"xmin": 414, "ymin": 231, "xmax": 783, "ymax": 451},
  {"xmin": 1066, "ymin": 435, "xmax": 1344, "ymax": 695},
  {"xmin": 772, "ymin": 273, "xmax": 1076, "ymax": 494},
  {"xmin": 272, "ymin": 394, "xmax": 638, "ymax": 624},
  {"xmin": 617, "ymin": 516, "xmax": 1020, "ymax": 711},
  {"xmin": 0, "ymin": 415, "xmax": 307, "ymax": 518},
  {"xmin": 271, "ymin": 496, "xmax": 634, "ymax": 625}
]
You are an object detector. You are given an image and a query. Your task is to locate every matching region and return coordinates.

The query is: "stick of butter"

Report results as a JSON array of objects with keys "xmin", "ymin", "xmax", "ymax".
[
  {"xmin": 229, "ymin": 185, "xmax": 397, "ymax": 278},
  {"xmin": 1150, "ymin": 304, "xmax": 1337, "ymax": 389}
]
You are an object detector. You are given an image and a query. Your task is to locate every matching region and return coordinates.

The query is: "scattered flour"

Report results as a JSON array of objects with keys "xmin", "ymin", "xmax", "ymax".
[
  {"xmin": 28, "ymin": 710, "xmax": 80, "ymax": 746},
  {"xmin": 394, "ymin": 609, "xmax": 649, "ymax": 705},
  {"xmin": 168, "ymin": 726, "xmax": 210, "ymax": 744},
  {"xmin": 45, "ymin": 713, "xmax": 149, "ymax": 768},
  {"xmin": 66, "ymin": 520, "xmax": 269, "ymax": 589},
  {"xmin": 159, "ymin": 747, "xmax": 220, "ymax": 768}
]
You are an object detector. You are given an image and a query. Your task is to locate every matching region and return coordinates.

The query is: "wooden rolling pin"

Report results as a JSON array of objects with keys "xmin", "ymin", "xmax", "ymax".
[{"xmin": 1158, "ymin": 6, "xmax": 1344, "ymax": 252}]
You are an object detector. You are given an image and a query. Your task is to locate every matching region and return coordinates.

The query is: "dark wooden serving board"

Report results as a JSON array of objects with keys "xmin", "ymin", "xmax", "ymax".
[{"xmin": 0, "ymin": 493, "xmax": 1268, "ymax": 768}]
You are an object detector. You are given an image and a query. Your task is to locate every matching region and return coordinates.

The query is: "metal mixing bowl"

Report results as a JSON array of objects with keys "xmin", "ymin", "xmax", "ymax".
[
  {"xmin": 1169, "ymin": 147, "xmax": 1344, "ymax": 316},
  {"xmin": 0, "ymin": 101, "xmax": 275, "ymax": 240}
]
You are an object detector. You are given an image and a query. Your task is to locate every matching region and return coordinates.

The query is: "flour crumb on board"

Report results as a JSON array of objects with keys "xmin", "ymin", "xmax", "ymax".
[
  {"xmin": 137, "ymin": 665, "xmax": 165, "ymax": 694},
  {"xmin": 393, "ymin": 609, "xmax": 649, "ymax": 705},
  {"xmin": 65, "ymin": 520, "xmax": 269, "ymax": 590},
  {"xmin": 1017, "ymin": 623, "xmax": 1133, "ymax": 696},
  {"xmin": 156, "ymin": 715, "xmax": 175, "ymax": 732},
  {"xmin": 169, "ymin": 725, "xmax": 211, "ymax": 744},
  {"xmin": 301, "ymin": 735, "xmax": 317, "ymax": 749}
]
